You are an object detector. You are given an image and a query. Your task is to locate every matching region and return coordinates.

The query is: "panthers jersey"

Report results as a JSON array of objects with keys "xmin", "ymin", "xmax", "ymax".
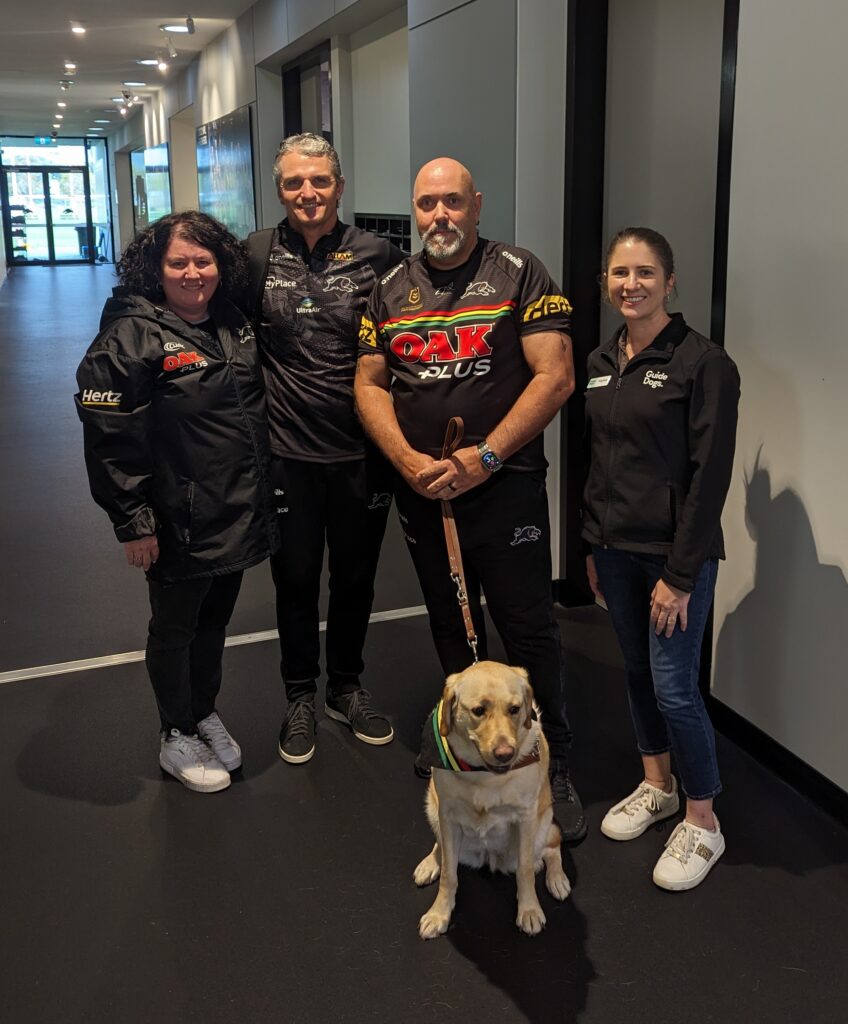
[
  {"xmin": 256, "ymin": 220, "xmax": 403, "ymax": 461},
  {"xmin": 359, "ymin": 239, "xmax": 572, "ymax": 471}
]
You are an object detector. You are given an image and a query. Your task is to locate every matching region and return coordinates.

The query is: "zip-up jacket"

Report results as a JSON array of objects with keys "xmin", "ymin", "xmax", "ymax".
[
  {"xmin": 75, "ymin": 291, "xmax": 278, "ymax": 583},
  {"xmin": 581, "ymin": 313, "xmax": 740, "ymax": 592}
]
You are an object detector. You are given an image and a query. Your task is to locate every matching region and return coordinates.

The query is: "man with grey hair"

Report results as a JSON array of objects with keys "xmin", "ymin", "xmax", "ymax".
[
  {"xmin": 355, "ymin": 157, "xmax": 585, "ymax": 841},
  {"xmin": 244, "ymin": 133, "xmax": 404, "ymax": 764}
]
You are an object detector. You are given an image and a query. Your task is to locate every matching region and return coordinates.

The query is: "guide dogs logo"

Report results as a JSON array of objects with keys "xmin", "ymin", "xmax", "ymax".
[
  {"xmin": 643, "ymin": 370, "xmax": 668, "ymax": 389},
  {"xmin": 461, "ymin": 281, "xmax": 496, "ymax": 298},
  {"xmin": 163, "ymin": 351, "xmax": 208, "ymax": 373},
  {"xmin": 510, "ymin": 525, "xmax": 542, "ymax": 546}
]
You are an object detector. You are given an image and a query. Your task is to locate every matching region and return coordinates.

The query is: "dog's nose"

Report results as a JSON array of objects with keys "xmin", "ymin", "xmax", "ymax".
[{"xmin": 494, "ymin": 745, "xmax": 515, "ymax": 764}]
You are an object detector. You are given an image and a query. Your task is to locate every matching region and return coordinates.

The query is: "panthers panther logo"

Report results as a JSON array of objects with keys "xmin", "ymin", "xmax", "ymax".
[{"xmin": 510, "ymin": 525, "xmax": 542, "ymax": 546}]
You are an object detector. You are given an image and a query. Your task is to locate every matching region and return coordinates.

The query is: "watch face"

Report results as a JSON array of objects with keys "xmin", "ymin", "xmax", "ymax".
[{"xmin": 482, "ymin": 450, "xmax": 502, "ymax": 471}]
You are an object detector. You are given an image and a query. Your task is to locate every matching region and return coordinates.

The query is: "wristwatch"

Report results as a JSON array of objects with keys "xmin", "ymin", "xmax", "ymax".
[{"xmin": 477, "ymin": 440, "xmax": 503, "ymax": 473}]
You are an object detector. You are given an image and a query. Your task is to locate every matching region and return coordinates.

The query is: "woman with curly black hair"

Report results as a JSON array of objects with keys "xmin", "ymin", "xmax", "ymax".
[{"xmin": 75, "ymin": 212, "xmax": 278, "ymax": 793}]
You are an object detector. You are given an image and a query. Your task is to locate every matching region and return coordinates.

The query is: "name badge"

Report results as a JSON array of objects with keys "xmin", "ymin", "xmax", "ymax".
[{"xmin": 587, "ymin": 375, "xmax": 611, "ymax": 389}]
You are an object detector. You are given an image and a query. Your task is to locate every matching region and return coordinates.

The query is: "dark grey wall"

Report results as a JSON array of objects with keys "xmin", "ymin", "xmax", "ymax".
[{"xmin": 408, "ymin": 0, "xmax": 517, "ymax": 245}]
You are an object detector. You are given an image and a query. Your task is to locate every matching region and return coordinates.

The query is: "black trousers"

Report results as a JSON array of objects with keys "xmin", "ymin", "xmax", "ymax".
[
  {"xmin": 145, "ymin": 571, "xmax": 244, "ymax": 735},
  {"xmin": 269, "ymin": 452, "xmax": 392, "ymax": 702},
  {"xmin": 395, "ymin": 470, "xmax": 572, "ymax": 760}
]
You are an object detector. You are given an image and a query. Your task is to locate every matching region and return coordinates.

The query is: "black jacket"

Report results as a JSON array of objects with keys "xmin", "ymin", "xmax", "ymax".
[
  {"xmin": 75, "ymin": 291, "xmax": 278, "ymax": 582},
  {"xmin": 581, "ymin": 314, "xmax": 740, "ymax": 592}
]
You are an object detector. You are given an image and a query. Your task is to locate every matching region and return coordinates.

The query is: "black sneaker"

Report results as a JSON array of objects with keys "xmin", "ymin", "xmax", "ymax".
[
  {"xmin": 325, "ymin": 688, "xmax": 394, "ymax": 746},
  {"xmin": 550, "ymin": 758, "xmax": 588, "ymax": 843},
  {"xmin": 278, "ymin": 699, "xmax": 316, "ymax": 764}
]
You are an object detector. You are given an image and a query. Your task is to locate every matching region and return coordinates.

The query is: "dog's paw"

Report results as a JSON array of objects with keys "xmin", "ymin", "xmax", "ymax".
[
  {"xmin": 516, "ymin": 902, "xmax": 546, "ymax": 935},
  {"xmin": 545, "ymin": 868, "xmax": 571, "ymax": 901},
  {"xmin": 419, "ymin": 907, "xmax": 450, "ymax": 940},
  {"xmin": 413, "ymin": 855, "xmax": 440, "ymax": 887}
]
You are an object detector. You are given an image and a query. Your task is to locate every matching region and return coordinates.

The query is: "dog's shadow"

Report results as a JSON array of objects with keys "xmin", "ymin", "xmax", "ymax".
[{"xmin": 443, "ymin": 849, "xmax": 594, "ymax": 1020}]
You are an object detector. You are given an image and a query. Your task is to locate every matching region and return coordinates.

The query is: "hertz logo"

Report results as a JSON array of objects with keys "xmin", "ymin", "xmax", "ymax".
[
  {"xmin": 81, "ymin": 389, "xmax": 121, "ymax": 406},
  {"xmin": 521, "ymin": 294, "xmax": 572, "ymax": 323}
]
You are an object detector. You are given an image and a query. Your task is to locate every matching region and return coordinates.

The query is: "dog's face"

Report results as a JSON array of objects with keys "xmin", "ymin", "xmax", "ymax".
[{"xmin": 440, "ymin": 661, "xmax": 534, "ymax": 773}]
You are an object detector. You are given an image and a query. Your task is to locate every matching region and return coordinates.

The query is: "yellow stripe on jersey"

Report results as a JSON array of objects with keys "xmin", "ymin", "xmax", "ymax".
[
  {"xmin": 359, "ymin": 315, "xmax": 377, "ymax": 347},
  {"xmin": 521, "ymin": 294, "xmax": 572, "ymax": 323}
]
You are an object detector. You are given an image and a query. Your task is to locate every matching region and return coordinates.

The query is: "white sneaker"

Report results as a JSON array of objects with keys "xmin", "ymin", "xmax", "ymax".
[
  {"xmin": 197, "ymin": 712, "xmax": 242, "ymax": 771},
  {"xmin": 601, "ymin": 777, "xmax": 679, "ymax": 840},
  {"xmin": 159, "ymin": 729, "xmax": 232, "ymax": 793},
  {"xmin": 652, "ymin": 816, "xmax": 725, "ymax": 891}
]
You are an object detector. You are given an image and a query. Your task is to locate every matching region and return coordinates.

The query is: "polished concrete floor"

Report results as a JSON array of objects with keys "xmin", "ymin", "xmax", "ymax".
[{"xmin": 1, "ymin": 266, "xmax": 846, "ymax": 1024}]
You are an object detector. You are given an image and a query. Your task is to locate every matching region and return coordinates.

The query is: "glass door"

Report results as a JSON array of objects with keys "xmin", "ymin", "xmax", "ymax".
[{"xmin": 2, "ymin": 167, "xmax": 93, "ymax": 264}]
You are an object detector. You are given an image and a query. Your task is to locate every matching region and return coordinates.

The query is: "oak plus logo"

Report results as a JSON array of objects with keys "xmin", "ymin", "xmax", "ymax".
[
  {"xmin": 643, "ymin": 370, "xmax": 668, "ymax": 389},
  {"xmin": 389, "ymin": 323, "xmax": 493, "ymax": 381},
  {"xmin": 163, "ymin": 350, "xmax": 208, "ymax": 374}
]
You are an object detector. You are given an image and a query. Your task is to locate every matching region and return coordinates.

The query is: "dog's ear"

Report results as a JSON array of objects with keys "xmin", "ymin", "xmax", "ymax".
[
  {"xmin": 440, "ymin": 675, "xmax": 460, "ymax": 736},
  {"xmin": 513, "ymin": 667, "xmax": 533, "ymax": 730}
]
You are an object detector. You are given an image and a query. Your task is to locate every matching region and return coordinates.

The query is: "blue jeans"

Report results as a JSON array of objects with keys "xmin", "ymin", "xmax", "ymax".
[{"xmin": 592, "ymin": 548, "xmax": 721, "ymax": 800}]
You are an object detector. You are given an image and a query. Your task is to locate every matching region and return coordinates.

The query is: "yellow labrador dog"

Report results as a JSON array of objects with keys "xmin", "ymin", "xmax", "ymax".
[{"xmin": 413, "ymin": 661, "xmax": 570, "ymax": 939}]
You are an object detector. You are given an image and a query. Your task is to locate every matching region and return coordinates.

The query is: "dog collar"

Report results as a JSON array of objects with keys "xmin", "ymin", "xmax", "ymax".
[{"xmin": 420, "ymin": 701, "xmax": 541, "ymax": 774}]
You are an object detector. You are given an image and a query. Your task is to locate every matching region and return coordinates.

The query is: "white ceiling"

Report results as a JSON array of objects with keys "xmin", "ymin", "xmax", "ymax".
[{"xmin": 0, "ymin": 3, "xmax": 255, "ymax": 138}]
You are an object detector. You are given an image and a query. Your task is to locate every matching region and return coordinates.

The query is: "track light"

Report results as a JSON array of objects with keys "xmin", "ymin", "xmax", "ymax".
[
  {"xmin": 167, "ymin": 39, "xmax": 178, "ymax": 59},
  {"xmin": 160, "ymin": 16, "xmax": 194, "ymax": 34}
]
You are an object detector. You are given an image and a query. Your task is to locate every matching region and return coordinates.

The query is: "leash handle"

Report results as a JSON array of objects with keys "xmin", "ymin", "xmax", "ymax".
[{"xmin": 440, "ymin": 417, "xmax": 479, "ymax": 663}]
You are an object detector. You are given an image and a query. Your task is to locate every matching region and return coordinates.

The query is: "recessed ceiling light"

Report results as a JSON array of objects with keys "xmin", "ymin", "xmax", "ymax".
[
  {"xmin": 94, "ymin": 119, "xmax": 111, "ymax": 124},
  {"xmin": 70, "ymin": 22, "xmax": 86, "ymax": 34},
  {"xmin": 57, "ymin": 102, "xmax": 67, "ymax": 108},
  {"xmin": 55, "ymin": 114, "xmax": 64, "ymax": 120},
  {"xmin": 160, "ymin": 24, "xmax": 190, "ymax": 34},
  {"xmin": 53, "ymin": 123, "xmax": 61, "ymax": 128},
  {"xmin": 122, "ymin": 81, "xmax": 146, "ymax": 87},
  {"xmin": 111, "ymin": 97, "xmax": 124, "ymax": 103},
  {"xmin": 88, "ymin": 127, "xmax": 104, "ymax": 131},
  {"xmin": 136, "ymin": 59, "xmax": 159, "ymax": 66},
  {"xmin": 64, "ymin": 62, "xmax": 77, "ymax": 70}
]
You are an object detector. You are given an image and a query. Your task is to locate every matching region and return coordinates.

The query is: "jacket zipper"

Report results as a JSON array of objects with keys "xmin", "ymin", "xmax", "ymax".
[{"xmin": 600, "ymin": 372, "xmax": 623, "ymax": 545}]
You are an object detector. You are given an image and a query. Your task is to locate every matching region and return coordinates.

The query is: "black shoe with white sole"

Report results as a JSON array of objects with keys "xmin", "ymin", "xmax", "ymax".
[
  {"xmin": 325, "ymin": 688, "xmax": 394, "ymax": 745},
  {"xmin": 278, "ymin": 699, "xmax": 317, "ymax": 764}
]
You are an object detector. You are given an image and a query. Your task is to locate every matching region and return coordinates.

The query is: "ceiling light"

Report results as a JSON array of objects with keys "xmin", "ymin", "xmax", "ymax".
[
  {"xmin": 57, "ymin": 102, "xmax": 67, "ymax": 108},
  {"xmin": 137, "ymin": 59, "xmax": 159, "ymax": 66},
  {"xmin": 160, "ymin": 16, "xmax": 194, "ymax": 34},
  {"xmin": 94, "ymin": 119, "xmax": 111, "ymax": 124},
  {"xmin": 55, "ymin": 114, "xmax": 64, "ymax": 120},
  {"xmin": 53, "ymin": 123, "xmax": 61, "ymax": 128},
  {"xmin": 70, "ymin": 22, "xmax": 86, "ymax": 34},
  {"xmin": 111, "ymin": 96, "xmax": 124, "ymax": 103},
  {"xmin": 59, "ymin": 83, "xmax": 69, "ymax": 91},
  {"xmin": 119, "ymin": 106, "xmax": 128, "ymax": 116},
  {"xmin": 167, "ymin": 40, "xmax": 178, "ymax": 59},
  {"xmin": 88, "ymin": 127, "xmax": 104, "ymax": 131},
  {"xmin": 158, "ymin": 61, "xmax": 168, "ymax": 72},
  {"xmin": 64, "ymin": 62, "xmax": 77, "ymax": 70},
  {"xmin": 122, "ymin": 81, "xmax": 146, "ymax": 87}
]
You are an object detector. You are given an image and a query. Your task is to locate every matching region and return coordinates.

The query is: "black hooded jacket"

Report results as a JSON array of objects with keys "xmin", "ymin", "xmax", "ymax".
[
  {"xmin": 75, "ymin": 291, "xmax": 278, "ymax": 582},
  {"xmin": 581, "ymin": 313, "xmax": 740, "ymax": 592}
]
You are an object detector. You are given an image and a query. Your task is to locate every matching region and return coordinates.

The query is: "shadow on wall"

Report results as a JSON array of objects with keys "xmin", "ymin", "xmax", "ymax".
[{"xmin": 713, "ymin": 450, "xmax": 848, "ymax": 788}]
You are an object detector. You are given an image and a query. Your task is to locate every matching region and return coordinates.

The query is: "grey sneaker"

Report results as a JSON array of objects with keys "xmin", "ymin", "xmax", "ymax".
[
  {"xmin": 159, "ymin": 729, "xmax": 231, "ymax": 793},
  {"xmin": 278, "ymin": 699, "xmax": 317, "ymax": 764},
  {"xmin": 601, "ymin": 777, "xmax": 679, "ymax": 841},
  {"xmin": 197, "ymin": 712, "xmax": 242, "ymax": 772},
  {"xmin": 653, "ymin": 816, "xmax": 725, "ymax": 891}
]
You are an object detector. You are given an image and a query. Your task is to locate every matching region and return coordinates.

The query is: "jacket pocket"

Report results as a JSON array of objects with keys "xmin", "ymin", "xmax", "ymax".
[{"xmin": 184, "ymin": 481, "xmax": 195, "ymax": 546}]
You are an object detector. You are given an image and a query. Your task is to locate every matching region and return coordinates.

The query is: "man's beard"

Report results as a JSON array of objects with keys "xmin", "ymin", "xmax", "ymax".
[{"xmin": 422, "ymin": 222, "xmax": 465, "ymax": 260}]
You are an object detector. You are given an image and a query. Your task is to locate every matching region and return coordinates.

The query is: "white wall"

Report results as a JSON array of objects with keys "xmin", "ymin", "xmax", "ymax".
[
  {"xmin": 602, "ymin": 0, "xmax": 724, "ymax": 340},
  {"xmin": 349, "ymin": 7, "xmax": 410, "ymax": 214},
  {"xmin": 712, "ymin": 0, "xmax": 848, "ymax": 791},
  {"xmin": 169, "ymin": 106, "xmax": 200, "ymax": 212}
]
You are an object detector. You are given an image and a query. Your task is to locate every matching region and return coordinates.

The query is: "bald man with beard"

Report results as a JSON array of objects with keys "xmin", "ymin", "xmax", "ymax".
[{"xmin": 355, "ymin": 158, "xmax": 586, "ymax": 841}]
